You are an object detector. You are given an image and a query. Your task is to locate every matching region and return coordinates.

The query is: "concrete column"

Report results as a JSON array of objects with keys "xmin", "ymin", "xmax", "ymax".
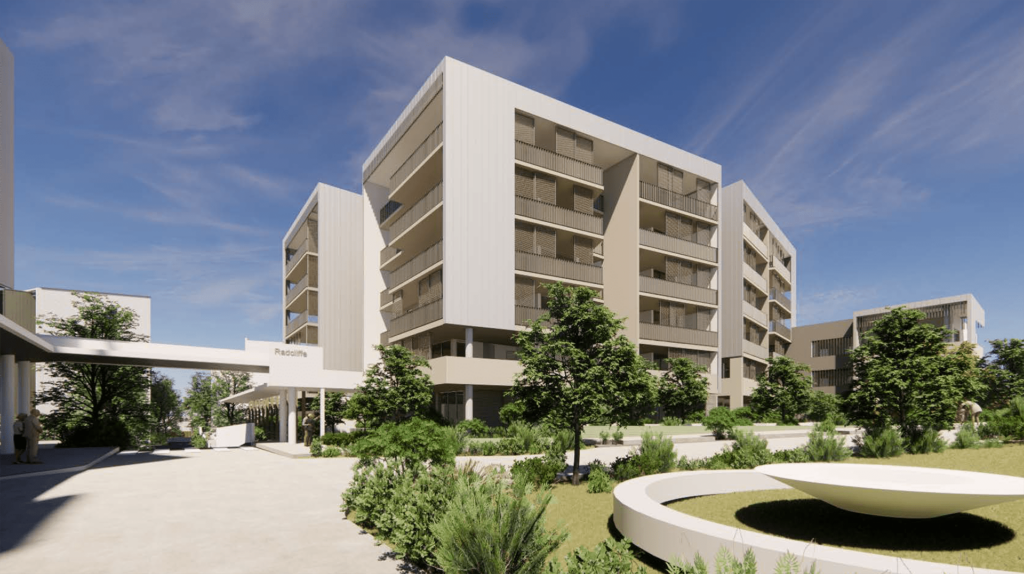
[
  {"xmin": 464, "ymin": 384, "xmax": 474, "ymax": 421},
  {"xmin": 465, "ymin": 327, "xmax": 474, "ymax": 358},
  {"xmin": 287, "ymin": 387, "xmax": 297, "ymax": 444},
  {"xmin": 17, "ymin": 361, "xmax": 32, "ymax": 414},
  {"xmin": 1, "ymin": 356, "xmax": 15, "ymax": 455},
  {"xmin": 319, "ymin": 388, "xmax": 326, "ymax": 437},
  {"xmin": 278, "ymin": 390, "xmax": 287, "ymax": 443}
]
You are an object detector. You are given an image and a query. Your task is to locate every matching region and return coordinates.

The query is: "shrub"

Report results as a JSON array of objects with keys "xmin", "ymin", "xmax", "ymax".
[
  {"xmin": 253, "ymin": 426, "xmax": 267, "ymax": 442},
  {"xmin": 721, "ymin": 430, "xmax": 773, "ymax": 469},
  {"xmin": 905, "ymin": 428, "xmax": 946, "ymax": 454},
  {"xmin": 501, "ymin": 422, "xmax": 546, "ymax": 454},
  {"xmin": 771, "ymin": 447, "xmax": 810, "ymax": 463},
  {"xmin": 806, "ymin": 391, "xmax": 843, "ymax": 423},
  {"xmin": 499, "ymin": 400, "xmax": 526, "ymax": 426},
  {"xmin": 190, "ymin": 434, "xmax": 207, "ymax": 449},
  {"xmin": 349, "ymin": 418, "xmax": 459, "ymax": 468},
  {"xmin": 550, "ymin": 537, "xmax": 644, "ymax": 574},
  {"xmin": 587, "ymin": 464, "xmax": 613, "ymax": 494},
  {"xmin": 667, "ymin": 554, "xmax": 708, "ymax": 574},
  {"xmin": 731, "ymin": 406, "xmax": 756, "ymax": 425},
  {"xmin": 858, "ymin": 427, "xmax": 903, "ymax": 458},
  {"xmin": 511, "ymin": 456, "xmax": 565, "ymax": 489},
  {"xmin": 703, "ymin": 407, "xmax": 738, "ymax": 439},
  {"xmin": 321, "ymin": 446, "xmax": 342, "ymax": 458},
  {"xmin": 432, "ymin": 475, "xmax": 566, "ymax": 574},
  {"xmin": 440, "ymin": 425, "xmax": 469, "ymax": 455},
  {"xmin": 611, "ymin": 432, "xmax": 677, "ymax": 480},
  {"xmin": 662, "ymin": 416, "xmax": 684, "ymax": 426},
  {"xmin": 321, "ymin": 431, "xmax": 365, "ymax": 447},
  {"xmin": 342, "ymin": 460, "xmax": 402, "ymax": 528},
  {"xmin": 309, "ymin": 437, "xmax": 323, "ymax": 457},
  {"xmin": 684, "ymin": 411, "xmax": 705, "ymax": 424},
  {"xmin": 805, "ymin": 419, "xmax": 851, "ymax": 462},
  {"xmin": 599, "ymin": 430, "xmax": 610, "ymax": 444},
  {"xmin": 456, "ymin": 418, "xmax": 490, "ymax": 437},
  {"xmin": 714, "ymin": 546, "xmax": 757, "ymax": 574},
  {"xmin": 612, "ymin": 428, "xmax": 624, "ymax": 444},
  {"xmin": 951, "ymin": 422, "xmax": 981, "ymax": 449}
]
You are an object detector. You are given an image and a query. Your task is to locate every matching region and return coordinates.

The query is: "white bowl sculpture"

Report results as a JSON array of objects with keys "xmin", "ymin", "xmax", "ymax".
[{"xmin": 755, "ymin": 463, "xmax": 1024, "ymax": 519}]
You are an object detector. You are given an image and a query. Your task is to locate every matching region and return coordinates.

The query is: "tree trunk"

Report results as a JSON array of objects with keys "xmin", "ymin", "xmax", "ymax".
[{"xmin": 572, "ymin": 427, "xmax": 582, "ymax": 486}]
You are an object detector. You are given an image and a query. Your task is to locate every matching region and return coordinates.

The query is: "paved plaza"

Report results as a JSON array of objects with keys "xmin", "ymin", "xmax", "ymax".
[{"xmin": 0, "ymin": 435, "xmax": 819, "ymax": 574}]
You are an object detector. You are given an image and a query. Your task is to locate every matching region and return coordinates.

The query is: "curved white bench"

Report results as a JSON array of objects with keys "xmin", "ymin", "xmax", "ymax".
[{"xmin": 612, "ymin": 470, "xmax": 1015, "ymax": 574}]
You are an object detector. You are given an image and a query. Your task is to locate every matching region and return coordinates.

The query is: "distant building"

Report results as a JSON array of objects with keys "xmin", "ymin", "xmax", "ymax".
[{"xmin": 791, "ymin": 294, "xmax": 985, "ymax": 395}]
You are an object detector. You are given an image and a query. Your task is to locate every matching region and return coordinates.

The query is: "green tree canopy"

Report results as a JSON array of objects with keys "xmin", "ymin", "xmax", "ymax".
[
  {"xmin": 509, "ymin": 283, "xmax": 656, "ymax": 485},
  {"xmin": 182, "ymin": 372, "xmax": 225, "ymax": 432},
  {"xmin": 150, "ymin": 373, "xmax": 183, "ymax": 438},
  {"xmin": 750, "ymin": 355, "xmax": 812, "ymax": 423},
  {"xmin": 36, "ymin": 292, "xmax": 152, "ymax": 448},
  {"xmin": 345, "ymin": 345, "xmax": 434, "ymax": 428},
  {"xmin": 657, "ymin": 357, "xmax": 708, "ymax": 420},
  {"xmin": 213, "ymin": 371, "xmax": 252, "ymax": 425},
  {"xmin": 310, "ymin": 391, "xmax": 348, "ymax": 429},
  {"xmin": 846, "ymin": 307, "xmax": 962, "ymax": 435},
  {"xmin": 982, "ymin": 338, "xmax": 1024, "ymax": 408}
]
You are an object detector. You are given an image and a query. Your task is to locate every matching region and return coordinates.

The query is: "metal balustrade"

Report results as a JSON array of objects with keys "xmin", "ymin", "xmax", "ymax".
[
  {"xmin": 380, "ymin": 245, "xmax": 401, "ymax": 266},
  {"xmin": 379, "ymin": 200, "xmax": 402, "ymax": 225},
  {"xmin": 770, "ymin": 321, "xmax": 792, "ymax": 340},
  {"xmin": 388, "ymin": 298, "xmax": 443, "ymax": 338},
  {"xmin": 390, "ymin": 122, "xmax": 443, "ymax": 191},
  {"xmin": 743, "ymin": 263, "xmax": 768, "ymax": 294},
  {"xmin": 515, "ymin": 251, "xmax": 603, "ymax": 284},
  {"xmin": 771, "ymin": 257, "xmax": 792, "ymax": 284},
  {"xmin": 388, "ymin": 182, "xmax": 443, "ymax": 240},
  {"xmin": 638, "ymin": 275, "xmax": 717, "ymax": 305},
  {"xmin": 286, "ymin": 275, "xmax": 310, "ymax": 307},
  {"xmin": 639, "ymin": 321, "xmax": 717, "ymax": 347},
  {"xmin": 515, "ymin": 195, "xmax": 603, "ymax": 234},
  {"xmin": 743, "ymin": 338, "xmax": 769, "ymax": 360},
  {"xmin": 286, "ymin": 311, "xmax": 309, "ymax": 337},
  {"xmin": 770, "ymin": 289, "xmax": 792, "ymax": 312},
  {"xmin": 639, "ymin": 181, "xmax": 718, "ymax": 221},
  {"xmin": 515, "ymin": 306, "xmax": 550, "ymax": 326},
  {"xmin": 390, "ymin": 240, "xmax": 443, "ymax": 290},
  {"xmin": 638, "ymin": 228, "xmax": 717, "ymax": 263},
  {"xmin": 285, "ymin": 241, "xmax": 309, "ymax": 276},
  {"xmin": 514, "ymin": 140, "xmax": 603, "ymax": 185},
  {"xmin": 380, "ymin": 289, "xmax": 393, "ymax": 308},
  {"xmin": 743, "ymin": 301, "xmax": 767, "ymax": 326}
]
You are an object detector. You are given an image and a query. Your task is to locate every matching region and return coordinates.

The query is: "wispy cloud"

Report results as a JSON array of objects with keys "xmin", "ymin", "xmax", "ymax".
[{"xmin": 798, "ymin": 287, "xmax": 879, "ymax": 326}]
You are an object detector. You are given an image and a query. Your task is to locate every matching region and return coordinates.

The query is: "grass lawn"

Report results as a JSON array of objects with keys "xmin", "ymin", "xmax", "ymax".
[
  {"xmin": 581, "ymin": 424, "xmax": 805, "ymax": 440},
  {"xmin": 665, "ymin": 445, "xmax": 1024, "ymax": 573}
]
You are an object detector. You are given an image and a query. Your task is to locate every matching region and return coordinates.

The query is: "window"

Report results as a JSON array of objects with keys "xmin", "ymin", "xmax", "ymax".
[
  {"xmin": 812, "ymin": 337, "xmax": 852, "ymax": 358},
  {"xmin": 438, "ymin": 391, "xmax": 464, "ymax": 423},
  {"xmin": 717, "ymin": 396, "xmax": 731, "ymax": 408},
  {"xmin": 722, "ymin": 358, "xmax": 731, "ymax": 378}
]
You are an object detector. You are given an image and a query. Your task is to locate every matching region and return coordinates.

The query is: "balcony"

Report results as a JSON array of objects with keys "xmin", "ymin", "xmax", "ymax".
[
  {"xmin": 515, "ymin": 140, "xmax": 603, "ymax": 186},
  {"xmin": 388, "ymin": 298, "xmax": 443, "ymax": 338},
  {"xmin": 389, "ymin": 182, "xmax": 443, "ymax": 241},
  {"xmin": 286, "ymin": 275, "xmax": 310, "ymax": 307},
  {"xmin": 379, "ymin": 200, "xmax": 402, "ymax": 226},
  {"xmin": 380, "ymin": 289, "xmax": 393, "ymax": 309},
  {"xmin": 390, "ymin": 122, "xmax": 443, "ymax": 192},
  {"xmin": 515, "ymin": 251, "xmax": 602, "ymax": 285},
  {"xmin": 515, "ymin": 305, "xmax": 551, "ymax": 327},
  {"xmin": 285, "ymin": 241, "xmax": 310, "ymax": 277},
  {"xmin": 515, "ymin": 196, "xmax": 603, "ymax": 235},
  {"xmin": 771, "ymin": 257, "xmax": 792, "ymax": 285},
  {"xmin": 769, "ymin": 289, "xmax": 792, "ymax": 312},
  {"xmin": 743, "ymin": 300, "xmax": 767, "ymax": 327},
  {"xmin": 389, "ymin": 240, "xmax": 443, "ymax": 291},
  {"xmin": 380, "ymin": 245, "xmax": 401, "ymax": 267},
  {"xmin": 639, "ymin": 181, "xmax": 718, "ymax": 221},
  {"xmin": 743, "ymin": 263, "xmax": 767, "ymax": 294},
  {"xmin": 743, "ymin": 223, "xmax": 769, "ymax": 259},
  {"xmin": 286, "ymin": 311, "xmax": 317, "ymax": 337},
  {"xmin": 770, "ymin": 321, "xmax": 792, "ymax": 341},
  {"xmin": 743, "ymin": 338, "xmax": 769, "ymax": 360},
  {"xmin": 638, "ymin": 275, "xmax": 717, "ymax": 305},
  {"xmin": 639, "ymin": 228, "xmax": 717, "ymax": 263},
  {"xmin": 639, "ymin": 321, "xmax": 717, "ymax": 347}
]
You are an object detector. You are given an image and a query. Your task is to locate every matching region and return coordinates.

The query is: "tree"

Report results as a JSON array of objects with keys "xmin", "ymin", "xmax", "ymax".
[
  {"xmin": 150, "ymin": 373, "xmax": 183, "ymax": 438},
  {"xmin": 182, "ymin": 372, "xmax": 225, "ymax": 432},
  {"xmin": 846, "ymin": 307, "xmax": 960, "ymax": 435},
  {"xmin": 309, "ymin": 391, "xmax": 348, "ymax": 430},
  {"xmin": 750, "ymin": 356, "xmax": 812, "ymax": 423},
  {"xmin": 345, "ymin": 345, "xmax": 434, "ymax": 428},
  {"xmin": 981, "ymin": 339, "xmax": 1024, "ymax": 408},
  {"xmin": 657, "ymin": 357, "xmax": 708, "ymax": 420},
  {"xmin": 36, "ymin": 292, "xmax": 152, "ymax": 448},
  {"xmin": 213, "ymin": 371, "xmax": 252, "ymax": 425},
  {"xmin": 510, "ymin": 283, "xmax": 656, "ymax": 485},
  {"xmin": 942, "ymin": 342, "xmax": 986, "ymax": 406}
]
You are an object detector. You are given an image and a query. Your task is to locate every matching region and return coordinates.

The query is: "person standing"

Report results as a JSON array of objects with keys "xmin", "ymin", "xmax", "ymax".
[
  {"xmin": 302, "ymin": 412, "xmax": 315, "ymax": 447},
  {"xmin": 24, "ymin": 408, "xmax": 43, "ymax": 464},
  {"xmin": 12, "ymin": 413, "xmax": 27, "ymax": 464}
]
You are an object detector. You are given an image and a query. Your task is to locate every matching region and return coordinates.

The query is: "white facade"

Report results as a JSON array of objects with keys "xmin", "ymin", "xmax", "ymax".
[
  {"xmin": 852, "ymin": 293, "xmax": 985, "ymax": 350},
  {"xmin": 0, "ymin": 36, "xmax": 13, "ymax": 290}
]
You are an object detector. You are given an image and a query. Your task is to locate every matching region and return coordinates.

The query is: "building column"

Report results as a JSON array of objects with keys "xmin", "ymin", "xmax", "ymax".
[
  {"xmin": 17, "ymin": 361, "xmax": 32, "ymax": 414},
  {"xmin": 278, "ymin": 390, "xmax": 287, "ymax": 443},
  {"xmin": 464, "ymin": 384, "xmax": 474, "ymax": 421},
  {"xmin": 319, "ymin": 388, "xmax": 326, "ymax": 437},
  {"xmin": 1, "ymin": 356, "xmax": 15, "ymax": 455},
  {"xmin": 465, "ymin": 327, "xmax": 474, "ymax": 358},
  {"xmin": 287, "ymin": 387, "xmax": 297, "ymax": 444}
]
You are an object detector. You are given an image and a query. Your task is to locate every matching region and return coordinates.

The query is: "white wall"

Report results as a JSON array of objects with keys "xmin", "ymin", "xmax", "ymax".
[{"xmin": 317, "ymin": 184, "xmax": 364, "ymax": 372}]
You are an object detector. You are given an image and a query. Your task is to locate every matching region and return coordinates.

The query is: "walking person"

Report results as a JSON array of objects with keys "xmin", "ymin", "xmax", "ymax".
[
  {"xmin": 24, "ymin": 408, "xmax": 43, "ymax": 464},
  {"xmin": 12, "ymin": 413, "xmax": 27, "ymax": 464}
]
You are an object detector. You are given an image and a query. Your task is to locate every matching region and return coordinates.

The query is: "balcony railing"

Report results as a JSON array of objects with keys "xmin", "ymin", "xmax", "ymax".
[
  {"xmin": 515, "ymin": 306, "xmax": 551, "ymax": 327},
  {"xmin": 379, "ymin": 200, "xmax": 402, "ymax": 225},
  {"xmin": 390, "ymin": 122, "xmax": 443, "ymax": 191},
  {"xmin": 769, "ymin": 289, "xmax": 792, "ymax": 312},
  {"xmin": 285, "ymin": 241, "xmax": 309, "ymax": 276},
  {"xmin": 390, "ymin": 240, "xmax": 443, "ymax": 290},
  {"xmin": 380, "ymin": 245, "xmax": 402, "ymax": 266},
  {"xmin": 515, "ymin": 140, "xmax": 603, "ymax": 186},
  {"xmin": 389, "ymin": 182, "xmax": 443, "ymax": 240},
  {"xmin": 638, "ymin": 275, "xmax": 717, "ymax": 305},
  {"xmin": 286, "ymin": 275, "xmax": 310, "ymax": 307},
  {"xmin": 743, "ymin": 263, "xmax": 768, "ymax": 294},
  {"xmin": 743, "ymin": 338, "xmax": 769, "ymax": 360},
  {"xmin": 639, "ymin": 321, "xmax": 717, "ymax": 347},
  {"xmin": 743, "ymin": 223, "xmax": 769, "ymax": 258},
  {"xmin": 515, "ymin": 251, "xmax": 603, "ymax": 285},
  {"xmin": 286, "ymin": 311, "xmax": 312, "ymax": 337},
  {"xmin": 388, "ymin": 298, "xmax": 443, "ymax": 338},
  {"xmin": 380, "ymin": 289, "xmax": 393, "ymax": 308},
  {"xmin": 743, "ymin": 301, "xmax": 767, "ymax": 327},
  {"xmin": 638, "ymin": 228, "xmax": 717, "ymax": 263},
  {"xmin": 639, "ymin": 181, "xmax": 718, "ymax": 221},
  {"xmin": 515, "ymin": 195, "xmax": 603, "ymax": 235},
  {"xmin": 770, "ymin": 321, "xmax": 792, "ymax": 340},
  {"xmin": 771, "ymin": 257, "xmax": 792, "ymax": 285}
]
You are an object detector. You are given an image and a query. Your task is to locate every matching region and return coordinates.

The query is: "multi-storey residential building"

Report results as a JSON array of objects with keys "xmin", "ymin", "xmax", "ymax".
[
  {"xmin": 717, "ymin": 181, "xmax": 796, "ymax": 408},
  {"xmin": 1, "ymin": 36, "xmax": 14, "ymax": 290},
  {"xmin": 357, "ymin": 57, "xmax": 724, "ymax": 424},
  {"xmin": 791, "ymin": 294, "xmax": 985, "ymax": 395}
]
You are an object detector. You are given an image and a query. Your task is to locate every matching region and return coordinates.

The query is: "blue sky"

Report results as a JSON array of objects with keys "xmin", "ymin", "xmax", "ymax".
[{"xmin": 2, "ymin": 1, "xmax": 1022, "ymax": 390}]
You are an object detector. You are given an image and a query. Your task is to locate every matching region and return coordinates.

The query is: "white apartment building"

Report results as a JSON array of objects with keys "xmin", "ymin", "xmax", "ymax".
[{"xmin": 718, "ymin": 181, "xmax": 797, "ymax": 408}]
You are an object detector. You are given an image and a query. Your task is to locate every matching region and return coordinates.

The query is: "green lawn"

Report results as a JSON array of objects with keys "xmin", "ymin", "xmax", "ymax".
[
  {"xmin": 665, "ymin": 445, "xmax": 1024, "ymax": 573},
  {"xmin": 581, "ymin": 423, "xmax": 805, "ymax": 440}
]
